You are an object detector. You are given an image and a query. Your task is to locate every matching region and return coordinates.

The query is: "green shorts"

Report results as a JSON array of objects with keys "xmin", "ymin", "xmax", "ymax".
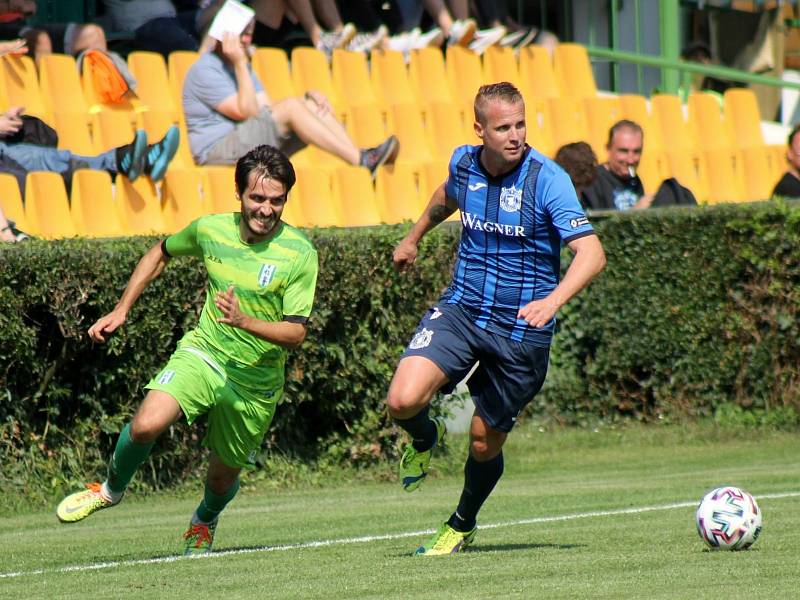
[{"xmin": 146, "ymin": 347, "xmax": 282, "ymax": 469}]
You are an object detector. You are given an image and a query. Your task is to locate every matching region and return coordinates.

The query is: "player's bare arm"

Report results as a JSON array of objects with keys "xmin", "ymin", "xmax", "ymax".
[
  {"xmin": 393, "ymin": 183, "xmax": 457, "ymax": 272},
  {"xmin": 214, "ymin": 285, "xmax": 307, "ymax": 349},
  {"xmin": 88, "ymin": 242, "xmax": 172, "ymax": 343},
  {"xmin": 517, "ymin": 234, "xmax": 606, "ymax": 328}
]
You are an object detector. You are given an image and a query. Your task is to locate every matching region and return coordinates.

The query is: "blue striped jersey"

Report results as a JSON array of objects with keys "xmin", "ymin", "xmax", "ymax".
[{"xmin": 440, "ymin": 144, "xmax": 595, "ymax": 346}]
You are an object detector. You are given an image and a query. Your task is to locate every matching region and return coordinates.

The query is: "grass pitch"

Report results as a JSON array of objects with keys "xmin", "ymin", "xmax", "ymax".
[{"xmin": 2, "ymin": 423, "xmax": 798, "ymax": 599}]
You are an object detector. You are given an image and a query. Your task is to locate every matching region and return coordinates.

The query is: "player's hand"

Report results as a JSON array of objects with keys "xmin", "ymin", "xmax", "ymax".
[
  {"xmin": 221, "ymin": 32, "xmax": 247, "ymax": 66},
  {"xmin": 215, "ymin": 285, "xmax": 248, "ymax": 328},
  {"xmin": 393, "ymin": 238, "xmax": 418, "ymax": 273},
  {"xmin": 517, "ymin": 298, "xmax": 559, "ymax": 329},
  {"xmin": 88, "ymin": 311, "xmax": 127, "ymax": 343},
  {"xmin": 303, "ymin": 90, "xmax": 332, "ymax": 117}
]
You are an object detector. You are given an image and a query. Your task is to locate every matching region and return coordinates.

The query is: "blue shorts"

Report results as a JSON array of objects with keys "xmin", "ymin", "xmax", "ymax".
[{"xmin": 402, "ymin": 304, "xmax": 550, "ymax": 432}]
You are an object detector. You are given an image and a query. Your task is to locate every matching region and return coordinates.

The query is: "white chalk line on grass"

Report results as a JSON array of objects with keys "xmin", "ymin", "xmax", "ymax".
[{"xmin": 2, "ymin": 491, "xmax": 798, "ymax": 580}]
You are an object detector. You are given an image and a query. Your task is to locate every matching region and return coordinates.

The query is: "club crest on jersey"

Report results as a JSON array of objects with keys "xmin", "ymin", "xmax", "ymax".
[
  {"xmin": 258, "ymin": 264, "xmax": 276, "ymax": 287},
  {"xmin": 499, "ymin": 184, "xmax": 522, "ymax": 212},
  {"xmin": 409, "ymin": 327, "xmax": 434, "ymax": 349}
]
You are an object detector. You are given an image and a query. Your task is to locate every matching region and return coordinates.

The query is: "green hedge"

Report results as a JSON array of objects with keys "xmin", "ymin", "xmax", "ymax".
[
  {"xmin": 1, "ymin": 201, "xmax": 799, "ymax": 500},
  {"xmin": 539, "ymin": 199, "xmax": 800, "ymax": 422}
]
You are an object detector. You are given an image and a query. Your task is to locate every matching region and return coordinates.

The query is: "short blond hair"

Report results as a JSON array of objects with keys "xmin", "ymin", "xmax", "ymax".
[{"xmin": 474, "ymin": 82, "xmax": 524, "ymax": 124}]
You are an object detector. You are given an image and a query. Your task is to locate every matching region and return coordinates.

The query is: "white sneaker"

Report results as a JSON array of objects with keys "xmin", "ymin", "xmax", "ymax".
[
  {"xmin": 468, "ymin": 26, "xmax": 507, "ymax": 56},
  {"xmin": 317, "ymin": 22, "xmax": 357, "ymax": 54},
  {"xmin": 416, "ymin": 27, "xmax": 444, "ymax": 48},
  {"xmin": 348, "ymin": 24, "xmax": 388, "ymax": 53},
  {"xmin": 447, "ymin": 18, "xmax": 477, "ymax": 47}
]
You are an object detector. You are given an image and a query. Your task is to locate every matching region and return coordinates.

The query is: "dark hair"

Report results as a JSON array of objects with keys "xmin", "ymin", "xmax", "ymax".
[
  {"xmin": 607, "ymin": 119, "xmax": 644, "ymax": 147},
  {"xmin": 554, "ymin": 141, "xmax": 598, "ymax": 190},
  {"xmin": 787, "ymin": 124, "xmax": 800, "ymax": 148},
  {"xmin": 235, "ymin": 145, "xmax": 296, "ymax": 197},
  {"xmin": 474, "ymin": 81, "xmax": 524, "ymax": 124}
]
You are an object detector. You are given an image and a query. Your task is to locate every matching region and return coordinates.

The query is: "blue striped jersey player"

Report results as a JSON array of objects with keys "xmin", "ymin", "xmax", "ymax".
[{"xmin": 386, "ymin": 82, "xmax": 607, "ymax": 556}]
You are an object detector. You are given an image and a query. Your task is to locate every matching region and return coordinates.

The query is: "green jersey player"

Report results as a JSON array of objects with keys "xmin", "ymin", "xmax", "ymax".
[{"xmin": 56, "ymin": 145, "xmax": 318, "ymax": 555}]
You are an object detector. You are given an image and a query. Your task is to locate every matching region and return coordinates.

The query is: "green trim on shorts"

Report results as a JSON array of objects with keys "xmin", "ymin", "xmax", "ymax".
[{"xmin": 146, "ymin": 348, "xmax": 282, "ymax": 469}]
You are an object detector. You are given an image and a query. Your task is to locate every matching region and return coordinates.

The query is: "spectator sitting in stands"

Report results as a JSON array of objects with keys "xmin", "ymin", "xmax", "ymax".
[
  {"xmin": 771, "ymin": 123, "xmax": 800, "ymax": 198},
  {"xmin": 0, "ymin": 204, "xmax": 27, "ymax": 242},
  {"xmin": 19, "ymin": 28, "xmax": 50, "ymax": 67},
  {"xmin": 581, "ymin": 120, "xmax": 697, "ymax": 211},
  {"xmin": 101, "ymin": 0, "xmax": 198, "ymax": 59},
  {"xmin": 554, "ymin": 141, "xmax": 598, "ymax": 198},
  {"xmin": 182, "ymin": 16, "xmax": 398, "ymax": 176},
  {"xmin": 581, "ymin": 120, "xmax": 651, "ymax": 211},
  {"xmin": 0, "ymin": 105, "xmax": 179, "ymax": 190}
]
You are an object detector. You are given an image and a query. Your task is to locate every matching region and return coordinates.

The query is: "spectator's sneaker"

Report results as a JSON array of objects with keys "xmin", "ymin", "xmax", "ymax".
[
  {"xmin": 398, "ymin": 416, "xmax": 446, "ymax": 492},
  {"xmin": 414, "ymin": 522, "xmax": 476, "ymax": 556},
  {"xmin": 56, "ymin": 482, "xmax": 121, "ymax": 523},
  {"xmin": 468, "ymin": 26, "xmax": 508, "ymax": 56},
  {"xmin": 317, "ymin": 22, "xmax": 357, "ymax": 55},
  {"xmin": 510, "ymin": 27, "xmax": 540, "ymax": 51},
  {"xmin": 115, "ymin": 129, "xmax": 147, "ymax": 182},
  {"xmin": 144, "ymin": 125, "xmax": 179, "ymax": 183},
  {"xmin": 347, "ymin": 25, "xmax": 388, "ymax": 53},
  {"xmin": 183, "ymin": 520, "xmax": 217, "ymax": 555},
  {"xmin": 360, "ymin": 135, "xmax": 399, "ymax": 179},
  {"xmin": 416, "ymin": 27, "xmax": 444, "ymax": 48},
  {"xmin": 499, "ymin": 29, "xmax": 528, "ymax": 48},
  {"xmin": 447, "ymin": 18, "xmax": 477, "ymax": 47}
]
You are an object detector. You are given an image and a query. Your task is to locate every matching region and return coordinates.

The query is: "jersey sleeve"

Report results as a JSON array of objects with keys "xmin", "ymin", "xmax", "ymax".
[
  {"xmin": 282, "ymin": 248, "xmax": 319, "ymax": 322},
  {"xmin": 538, "ymin": 167, "xmax": 595, "ymax": 243},
  {"xmin": 163, "ymin": 219, "xmax": 203, "ymax": 258},
  {"xmin": 444, "ymin": 145, "xmax": 470, "ymax": 201}
]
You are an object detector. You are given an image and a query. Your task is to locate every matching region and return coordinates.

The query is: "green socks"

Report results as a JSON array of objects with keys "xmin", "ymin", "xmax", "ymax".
[
  {"xmin": 106, "ymin": 422, "xmax": 155, "ymax": 495},
  {"xmin": 195, "ymin": 478, "xmax": 240, "ymax": 524}
]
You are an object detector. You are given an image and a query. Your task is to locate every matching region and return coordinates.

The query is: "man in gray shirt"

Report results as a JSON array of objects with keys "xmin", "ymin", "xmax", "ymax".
[{"xmin": 182, "ymin": 17, "xmax": 398, "ymax": 177}]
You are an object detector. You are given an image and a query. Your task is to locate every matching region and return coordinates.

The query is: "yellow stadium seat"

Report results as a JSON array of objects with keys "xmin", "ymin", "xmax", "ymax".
[
  {"xmin": 162, "ymin": 169, "xmax": 210, "ymax": 232},
  {"xmin": 70, "ymin": 169, "xmax": 125, "ymax": 237},
  {"xmin": 651, "ymin": 93, "xmax": 696, "ymax": 152},
  {"xmin": 116, "ymin": 176, "xmax": 168, "ymax": 235},
  {"xmin": 0, "ymin": 54, "xmax": 50, "ymax": 124},
  {"xmin": 346, "ymin": 103, "xmax": 389, "ymax": 149},
  {"xmin": 388, "ymin": 103, "xmax": 435, "ymax": 164},
  {"xmin": 553, "ymin": 43, "xmax": 597, "ymax": 98},
  {"xmin": 526, "ymin": 105, "xmax": 556, "ymax": 158},
  {"xmin": 688, "ymin": 92, "xmax": 732, "ymax": 151},
  {"xmin": 547, "ymin": 96, "xmax": 590, "ymax": 149},
  {"xmin": 723, "ymin": 88, "xmax": 764, "ymax": 149},
  {"xmin": 482, "ymin": 46, "xmax": 522, "ymax": 89},
  {"xmin": 583, "ymin": 96, "xmax": 623, "ymax": 159},
  {"xmin": 128, "ymin": 51, "xmax": 178, "ymax": 120},
  {"xmin": 167, "ymin": 50, "xmax": 199, "ymax": 111},
  {"xmin": 332, "ymin": 49, "xmax": 378, "ymax": 108},
  {"xmin": 139, "ymin": 109, "xmax": 192, "ymax": 169},
  {"xmin": 636, "ymin": 150, "xmax": 669, "ymax": 195},
  {"xmin": 281, "ymin": 191, "xmax": 305, "ymax": 228},
  {"xmin": 739, "ymin": 146, "xmax": 774, "ymax": 201},
  {"xmin": 408, "ymin": 47, "xmax": 456, "ymax": 106},
  {"xmin": 426, "ymin": 101, "xmax": 471, "ymax": 159},
  {"xmin": 446, "ymin": 45, "xmax": 487, "ymax": 106},
  {"xmin": 766, "ymin": 143, "xmax": 786, "ymax": 185},
  {"xmin": 251, "ymin": 47, "xmax": 296, "ymax": 103},
  {"xmin": 619, "ymin": 94, "xmax": 663, "ymax": 153},
  {"xmin": 81, "ymin": 55, "xmax": 139, "ymax": 120},
  {"xmin": 54, "ymin": 112, "xmax": 94, "ymax": 156},
  {"xmin": 370, "ymin": 49, "xmax": 418, "ymax": 108},
  {"xmin": 92, "ymin": 109, "xmax": 136, "ymax": 153},
  {"xmin": 518, "ymin": 45, "xmax": 561, "ymax": 101},
  {"xmin": 24, "ymin": 171, "xmax": 76, "ymax": 239},
  {"xmin": 39, "ymin": 54, "xmax": 90, "ymax": 125},
  {"xmin": 291, "ymin": 47, "xmax": 345, "ymax": 119},
  {"xmin": 0, "ymin": 172, "xmax": 29, "ymax": 233},
  {"xmin": 375, "ymin": 163, "xmax": 425, "ymax": 223},
  {"xmin": 202, "ymin": 165, "xmax": 238, "ymax": 214},
  {"xmin": 703, "ymin": 148, "xmax": 746, "ymax": 204},
  {"xmin": 664, "ymin": 150, "xmax": 710, "ymax": 204},
  {"xmin": 333, "ymin": 165, "xmax": 382, "ymax": 226},
  {"xmin": 292, "ymin": 167, "xmax": 342, "ymax": 227}
]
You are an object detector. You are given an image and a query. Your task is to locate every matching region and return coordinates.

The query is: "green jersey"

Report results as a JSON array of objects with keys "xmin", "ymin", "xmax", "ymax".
[{"xmin": 164, "ymin": 212, "xmax": 318, "ymax": 393}]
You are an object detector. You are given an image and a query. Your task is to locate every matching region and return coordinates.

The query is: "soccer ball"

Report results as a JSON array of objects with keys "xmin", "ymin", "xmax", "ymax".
[{"xmin": 695, "ymin": 486, "xmax": 762, "ymax": 550}]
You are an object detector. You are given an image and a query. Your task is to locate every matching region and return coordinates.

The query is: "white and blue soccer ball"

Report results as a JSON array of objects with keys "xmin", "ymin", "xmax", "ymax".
[{"xmin": 695, "ymin": 486, "xmax": 762, "ymax": 550}]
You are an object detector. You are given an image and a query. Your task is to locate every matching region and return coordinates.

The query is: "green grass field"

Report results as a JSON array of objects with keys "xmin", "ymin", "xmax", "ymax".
[{"xmin": 2, "ymin": 423, "xmax": 798, "ymax": 599}]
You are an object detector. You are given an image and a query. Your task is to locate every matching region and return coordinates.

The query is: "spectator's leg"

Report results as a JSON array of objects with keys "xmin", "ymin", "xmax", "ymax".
[
  {"xmin": 1, "ymin": 143, "xmax": 73, "ymax": 173},
  {"xmin": 283, "ymin": 0, "xmax": 326, "ymax": 46},
  {"xmin": 424, "ymin": 0, "xmax": 454, "ymax": 34},
  {"xmin": 447, "ymin": 0, "xmax": 470, "ymax": 21},
  {"xmin": 135, "ymin": 17, "xmax": 198, "ymax": 58},
  {"xmin": 271, "ymin": 97, "xmax": 360, "ymax": 164},
  {"xmin": 394, "ymin": 0, "xmax": 426, "ymax": 33},
  {"xmin": 309, "ymin": 0, "xmax": 346, "ymax": 31}
]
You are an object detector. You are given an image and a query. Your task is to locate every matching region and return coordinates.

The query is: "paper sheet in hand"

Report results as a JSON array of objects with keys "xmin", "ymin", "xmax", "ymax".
[{"xmin": 208, "ymin": 0, "xmax": 255, "ymax": 42}]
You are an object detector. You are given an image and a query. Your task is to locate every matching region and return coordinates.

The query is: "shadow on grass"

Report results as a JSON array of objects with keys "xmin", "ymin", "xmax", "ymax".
[{"xmin": 468, "ymin": 542, "xmax": 586, "ymax": 553}]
